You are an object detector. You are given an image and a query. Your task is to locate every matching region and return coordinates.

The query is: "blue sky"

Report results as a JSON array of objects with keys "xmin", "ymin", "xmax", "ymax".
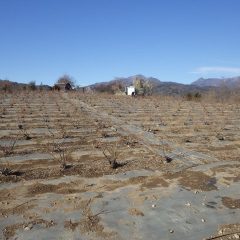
[{"xmin": 0, "ymin": 0, "xmax": 240, "ymax": 86}]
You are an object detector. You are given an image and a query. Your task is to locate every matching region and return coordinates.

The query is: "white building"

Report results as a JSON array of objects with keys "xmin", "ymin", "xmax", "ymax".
[{"xmin": 125, "ymin": 86, "xmax": 135, "ymax": 95}]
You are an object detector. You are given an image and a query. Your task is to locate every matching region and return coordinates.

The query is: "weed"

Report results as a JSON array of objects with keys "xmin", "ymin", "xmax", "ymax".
[
  {"xmin": 18, "ymin": 124, "xmax": 31, "ymax": 140},
  {"xmin": 121, "ymin": 135, "xmax": 138, "ymax": 148},
  {"xmin": 58, "ymin": 124, "xmax": 70, "ymax": 138},
  {"xmin": 1, "ymin": 107, "xmax": 7, "ymax": 115},
  {"xmin": 0, "ymin": 138, "xmax": 17, "ymax": 156},
  {"xmin": 0, "ymin": 167, "xmax": 15, "ymax": 176},
  {"xmin": 95, "ymin": 141, "xmax": 122, "ymax": 169},
  {"xmin": 160, "ymin": 137, "xmax": 173, "ymax": 163},
  {"xmin": 47, "ymin": 130, "xmax": 73, "ymax": 170},
  {"xmin": 0, "ymin": 163, "xmax": 22, "ymax": 176}
]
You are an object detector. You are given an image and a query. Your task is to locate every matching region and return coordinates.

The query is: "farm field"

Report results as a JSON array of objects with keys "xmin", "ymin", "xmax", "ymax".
[{"xmin": 0, "ymin": 91, "xmax": 239, "ymax": 240}]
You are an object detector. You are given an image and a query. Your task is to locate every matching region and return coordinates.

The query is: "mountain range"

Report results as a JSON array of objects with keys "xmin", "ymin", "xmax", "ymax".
[
  {"xmin": 89, "ymin": 75, "xmax": 213, "ymax": 95},
  {"xmin": 89, "ymin": 74, "xmax": 240, "ymax": 94},
  {"xmin": 1, "ymin": 75, "xmax": 240, "ymax": 95},
  {"xmin": 191, "ymin": 76, "xmax": 240, "ymax": 88}
]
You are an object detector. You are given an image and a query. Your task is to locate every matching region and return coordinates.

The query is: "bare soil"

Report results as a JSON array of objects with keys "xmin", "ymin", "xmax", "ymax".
[{"xmin": 0, "ymin": 91, "xmax": 239, "ymax": 240}]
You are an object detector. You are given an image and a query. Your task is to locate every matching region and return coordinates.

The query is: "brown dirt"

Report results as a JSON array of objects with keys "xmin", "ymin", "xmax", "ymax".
[
  {"xmin": 140, "ymin": 176, "xmax": 169, "ymax": 189},
  {"xmin": 3, "ymin": 218, "xmax": 55, "ymax": 239},
  {"xmin": 3, "ymin": 222, "xmax": 24, "ymax": 240},
  {"xmin": 64, "ymin": 220, "xmax": 80, "ymax": 231},
  {"xmin": 223, "ymin": 175, "xmax": 240, "ymax": 183},
  {"xmin": 102, "ymin": 175, "xmax": 169, "ymax": 192},
  {"xmin": 222, "ymin": 197, "xmax": 240, "ymax": 209},
  {"xmin": 211, "ymin": 164, "xmax": 240, "ymax": 175},
  {"xmin": 205, "ymin": 224, "xmax": 240, "ymax": 240},
  {"xmin": 128, "ymin": 208, "xmax": 144, "ymax": 216},
  {"xmin": 102, "ymin": 180, "xmax": 127, "ymax": 191},
  {"xmin": 0, "ymin": 174, "xmax": 20, "ymax": 183},
  {"xmin": 127, "ymin": 176, "xmax": 148, "ymax": 184},
  {"xmin": 0, "ymin": 155, "xmax": 166, "ymax": 183},
  {"xmin": 0, "ymin": 200, "xmax": 36, "ymax": 217},
  {"xmin": 78, "ymin": 199, "xmax": 117, "ymax": 239},
  {"xmin": 27, "ymin": 182, "xmax": 85, "ymax": 197},
  {"xmin": 164, "ymin": 170, "xmax": 218, "ymax": 191},
  {"xmin": 0, "ymin": 189, "xmax": 14, "ymax": 201}
]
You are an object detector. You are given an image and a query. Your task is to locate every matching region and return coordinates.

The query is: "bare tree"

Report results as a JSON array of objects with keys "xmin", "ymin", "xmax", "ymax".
[
  {"xmin": 93, "ymin": 141, "xmax": 122, "ymax": 169},
  {"xmin": 28, "ymin": 81, "xmax": 36, "ymax": 91},
  {"xmin": 134, "ymin": 77, "xmax": 153, "ymax": 96},
  {"xmin": 56, "ymin": 74, "xmax": 75, "ymax": 87}
]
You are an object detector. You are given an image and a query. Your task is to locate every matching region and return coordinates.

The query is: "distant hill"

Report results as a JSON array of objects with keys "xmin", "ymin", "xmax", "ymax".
[
  {"xmin": 4, "ymin": 75, "xmax": 235, "ymax": 95},
  {"xmin": 0, "ymin": 79, "xmax": 51, "ymax": 91},
  {"xmin": 89, "ymin": 74, "xmax": 161, "ymax": 88},
  {"xmin": 152, "ymin": 81, "xmax": 214, "ymax": 95},
  {"xmin": 191, "ymin": 77, "xmax": 240, "ymax": 88},
  {"xmin": 89, "ymin": 75, "xmax": 215, "ymax": 95},
  {"xmin": 0, "ymin": 79, "xmax": 27, "ymax": 90}
]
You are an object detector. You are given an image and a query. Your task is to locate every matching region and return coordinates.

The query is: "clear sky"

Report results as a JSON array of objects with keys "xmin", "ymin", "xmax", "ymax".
[{"xmin": 0, "ymin": 0, "xmax": 240, "ymax": 86}]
